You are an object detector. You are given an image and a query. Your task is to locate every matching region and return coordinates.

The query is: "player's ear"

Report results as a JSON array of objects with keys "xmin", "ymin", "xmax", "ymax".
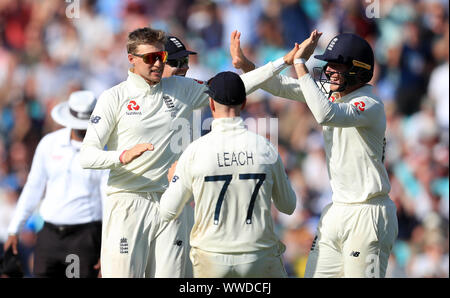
[
  {"xmin": 209, "ymin": 98, "xmax": 215, "ymax": 112},
  {"xmin": 127, "ymin": 53, "xmax": 135, "ymax": 64}
]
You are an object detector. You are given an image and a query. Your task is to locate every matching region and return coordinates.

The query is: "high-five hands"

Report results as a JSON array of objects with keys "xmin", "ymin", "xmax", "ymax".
[
  {"xmin": 283, "ymin": 43, "xmax": 301, "ymax": 65},
  {"xmin": 230, "ymin": 29, "xmax": 322, "ymax": 73},
  {"xmin": 294, "ymin": 30, "xmax": 323, "ymax": 61}
]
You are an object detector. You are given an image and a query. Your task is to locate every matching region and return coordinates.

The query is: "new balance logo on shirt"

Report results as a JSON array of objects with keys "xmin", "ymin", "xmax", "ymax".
[
  {"xmin": 350, "ymin": 251, "xmax": 360, "ymax": 257},
  {"xmin": 90, "ymin": 115, "xmax": 101, "ymax": 124}
]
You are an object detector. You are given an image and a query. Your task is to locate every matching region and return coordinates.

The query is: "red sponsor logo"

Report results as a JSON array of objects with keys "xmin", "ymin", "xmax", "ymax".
[
  {"xmin": 353, "ymin": 101, "xmax": 365, "ymax": 111},
  {"xmin": 330, "ymin": 95, "xmax": 336, "ymax": 102},
  {"xmin": 193, "ymin": 79, "xmax": 205, "ymax": 85},
  {"xmin": 127, "ymin": 100, "xmax": 140, "ymax": 111}
]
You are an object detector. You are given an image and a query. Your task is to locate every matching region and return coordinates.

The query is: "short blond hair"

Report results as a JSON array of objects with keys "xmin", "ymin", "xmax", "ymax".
[{"xmin": 126, "ymin": 27, "xmax": 167, "ymax": 54}]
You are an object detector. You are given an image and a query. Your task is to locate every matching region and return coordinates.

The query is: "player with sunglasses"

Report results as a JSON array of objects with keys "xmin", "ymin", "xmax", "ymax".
[
  {"xmin": 80, "ymin": 27, "xmax": 301, "ymax": 278},
  {"xmin": 161, "ymin": 36, "xmax": 198, "ymax": 278},
  {"xmin": 162, "ymin": 36, "xmax": 197, "ymax": 78}
]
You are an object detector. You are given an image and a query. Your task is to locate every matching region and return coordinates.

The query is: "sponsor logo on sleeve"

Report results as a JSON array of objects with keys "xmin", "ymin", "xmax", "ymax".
[
  {"xmin": 353, "ymin": 101, "xmax": 366, "ymax": 111},
  {"xmin": 193, "ymin": 79, "xmax": 205, "ymax": 85}
]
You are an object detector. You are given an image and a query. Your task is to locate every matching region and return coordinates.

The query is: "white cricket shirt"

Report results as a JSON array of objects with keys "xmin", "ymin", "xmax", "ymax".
[
  {"xmin": 159, "ymin": 117, "xmax": 296, "ymax": 253},
  {"xmin": 80, "ymin": 61, "xmax": 287, "ymax": 195},
  {"xmin": 7, "ymin": 128, "xmax": 108, "ymax": 234},
  {"xmin": 258, "ymin": 73, "xmax": 391, "ymax": 203}
]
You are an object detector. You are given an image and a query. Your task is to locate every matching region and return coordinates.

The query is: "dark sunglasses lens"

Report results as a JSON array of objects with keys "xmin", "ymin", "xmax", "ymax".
[
  {"xmin": 142, "ymin": 54, "xmax": 152, "ymax": 64},
  {"xmin": 181, "ymin": 57, "xmax": 188, "ymax": 67},
  {"xmin": 167, "ymin": 60, "xmax": 178, "ymax": 67},
  {"xmin": 168, "ymin": 57, "xmax": 189, "ymax": 68}
]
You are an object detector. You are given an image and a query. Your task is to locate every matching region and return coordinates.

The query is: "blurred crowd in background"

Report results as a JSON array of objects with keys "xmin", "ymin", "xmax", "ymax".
[{"xmin": 0, "ymin": 0, "xmax": 448, "ymax": 278}]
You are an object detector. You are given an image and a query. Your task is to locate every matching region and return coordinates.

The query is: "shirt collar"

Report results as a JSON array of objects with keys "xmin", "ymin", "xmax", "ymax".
[
  {"xmin": 337, "ymin": 84, "xmax": 373, "ymax": 103},
  {"xmin": 62, "ymin": 128, "xmax": 72, "ymax": 147},
  {"xmin": 126, "ymin": 68, "xmax": 161, "ymax": 95},
  {"xmin": 61, "ymin": 128, "xmax": 82, "ymax": 150},
  {"xmin": 211, "ymin": 117, "xmax": 246, "ymax": 133}
]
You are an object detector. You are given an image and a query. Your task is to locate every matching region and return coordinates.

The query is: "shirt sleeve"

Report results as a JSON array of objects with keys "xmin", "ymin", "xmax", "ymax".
[
  {"xmin": 159, "ymin": 145, "xmax": 194, "ymax": 222},
  {"xmin": 271, "ymin": 152, "xmax": 296, "ymax": 215},
  {"xmin": 260, "ymin": 74, "xmax": 306, "ymax": 102},
  {"xmin": 186, "ymin": 59, "xmax": 291, "ymax": 110},
  {"xmin": 298, "ymin": 74, "xmax": 379, "ymax": 128},
  {"xmin": 80, "ymin": 89, "xmax": 123, "ymax": 169},
  {"xmin": 7, "ymin": 138, "xmax": 48, "ymax": 234},
  {"xmin": 186, "ymin": 79, "xmax": 210, "ymax": 110},
  {"xmin": 240, "ymin": 58, "xmax": 288, "ymax": 95}
]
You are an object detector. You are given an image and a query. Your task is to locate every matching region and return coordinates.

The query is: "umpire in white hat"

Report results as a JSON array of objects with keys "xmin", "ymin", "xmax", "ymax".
[{"xmin": 3, "ymin": 90, "xmax": 108, "ymax": 278}]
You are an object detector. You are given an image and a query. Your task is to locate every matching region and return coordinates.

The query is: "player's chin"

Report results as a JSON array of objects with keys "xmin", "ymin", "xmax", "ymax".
[
  {"xmin": 330, "ymin": 85, "xmax": 339, "ymax": 91},
  {"xmin": 149, "ymin": 71, "xmax": 163, "ymax": 81},
  {"xmin": 330, "ymin": 82, "xmax": 343, "ymax": 91},
  {"xmin": 175, "ymin": 70, "xmax": 187, "ymax": 77}
]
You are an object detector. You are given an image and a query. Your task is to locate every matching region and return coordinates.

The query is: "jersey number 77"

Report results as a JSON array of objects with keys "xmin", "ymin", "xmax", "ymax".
[{"xmin": 204, "ymin": 173, "xmax": 266, "ymax": 225}]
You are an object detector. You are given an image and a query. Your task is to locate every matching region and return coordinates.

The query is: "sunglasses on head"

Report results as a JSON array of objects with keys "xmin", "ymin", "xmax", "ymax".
[
  {"xmin": 167, "ymin": 56, "xmax": 189, "ymax": 68},
  {"xmin": 132, "ymin": 51, "xmax": 168, "ymax": 64}
]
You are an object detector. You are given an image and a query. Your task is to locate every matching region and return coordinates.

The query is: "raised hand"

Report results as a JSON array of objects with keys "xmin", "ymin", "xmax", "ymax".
[
  {"xmin": 294, "ymin": 30, "xmax": 323, "ymax": 61},
  {"xmin": 230, "ymin": 30, "xmax": 255, "ymax": 73},
  {"xmin": 283, "ymin": 43, "xmax": 300, "ymax": 65},
  {"xmin": 120, "ymin": 143, "xmax": 154, "ymax": 165}
]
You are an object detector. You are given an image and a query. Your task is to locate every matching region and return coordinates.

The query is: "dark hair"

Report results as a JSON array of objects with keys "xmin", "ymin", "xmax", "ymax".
[{"xmin": 126, "ymin": 27, "xmax": 167, "ymax": 54}]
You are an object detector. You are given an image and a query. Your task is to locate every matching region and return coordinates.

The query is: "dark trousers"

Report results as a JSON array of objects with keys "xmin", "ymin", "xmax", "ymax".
[{"xmin": 33, "ymin": 221, "xmax": 101, "ymax": 278}]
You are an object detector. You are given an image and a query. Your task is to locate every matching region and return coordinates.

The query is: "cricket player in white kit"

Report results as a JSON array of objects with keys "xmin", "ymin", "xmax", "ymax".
[
  {"xmin": 159, "ymin": 72, "xmax": 296, "ymax": 278},
  {"xmin": 79, "ymin": 28, "xmax": 296, "ymax": 278},
  {"xmin": 230, "ymin": 31, "xmax": 398, "ymax": 277}
]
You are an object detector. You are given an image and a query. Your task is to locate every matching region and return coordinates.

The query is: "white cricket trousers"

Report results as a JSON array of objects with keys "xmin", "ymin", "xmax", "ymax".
[
  {"xmin": 190, "ymin": 242, "xmax": 288, "ymax": 278},
  {"xmin": 100, "ymin": 192, "xmax": 192, "ymax": 278},
  {"xmin": 304, "ymin": 195, "xmax": 398, "ymax": 278}
]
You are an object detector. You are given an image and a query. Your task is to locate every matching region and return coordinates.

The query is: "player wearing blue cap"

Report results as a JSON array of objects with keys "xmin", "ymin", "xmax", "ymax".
[
  {"xmin": 231, "ymin": 30, "xmax": 398, "ymax": 278},
  {"xmin": 79, "ymin": 27, "xmax": 300, "ymax": 278},
  {"xmin": 159, "ymin": 72, "xmax": 296, "ymax": 278}
]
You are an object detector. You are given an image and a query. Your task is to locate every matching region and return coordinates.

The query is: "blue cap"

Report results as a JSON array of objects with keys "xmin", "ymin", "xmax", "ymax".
[
  {"xmin": 205, "ymin": 72, "xmax": 246, "ymax": 106},
  {"xmin": 165, "ymin": 36, "xmax": 197, "ymax": 60},
  {"xmin": 314, "ymin": 33, "xmax": 374, "ymax": 71}
]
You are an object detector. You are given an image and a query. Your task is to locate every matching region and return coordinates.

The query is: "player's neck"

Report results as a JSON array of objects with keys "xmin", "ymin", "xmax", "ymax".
[
  {"xmin": 70, "ymin": 130, "xmax": 84, "ymax": 141},
  {"xmin": 212, "ymin": 110, "xmax": 241, "ymax": 119},
  {"xmin": 338, "ymin": 83, "xmax": 365, "ymax": 97},
  {"xmin": 131, "ymin": 67, "xmax": 159, "ymax": 86}
]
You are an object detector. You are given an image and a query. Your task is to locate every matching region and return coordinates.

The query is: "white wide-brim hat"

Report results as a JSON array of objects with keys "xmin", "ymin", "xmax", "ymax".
[{"xmin": 51, "ymin": 90, "xmax": 97, "ymax": 130}]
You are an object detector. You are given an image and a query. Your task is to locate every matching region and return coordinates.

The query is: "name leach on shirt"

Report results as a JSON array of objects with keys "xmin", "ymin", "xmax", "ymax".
[{"xmin": 217, "ymin": 151, "xmax": 254, "ymax": 167}]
